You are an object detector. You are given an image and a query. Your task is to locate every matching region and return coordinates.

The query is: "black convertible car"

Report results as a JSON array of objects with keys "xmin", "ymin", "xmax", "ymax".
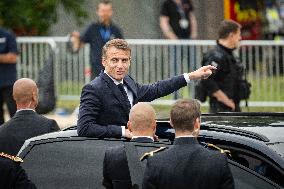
[{"xmin": 18, "ymin": 113, "xmax": 284, "ymax": 189}]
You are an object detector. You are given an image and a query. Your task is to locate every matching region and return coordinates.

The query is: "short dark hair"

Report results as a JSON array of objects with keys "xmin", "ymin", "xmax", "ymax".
[
  {"xmin": 102, "ymin": 39, "xmax": 131, "ymax": 59},
  {"xmin": 97, "ymin": 0, "xmax": 112, "ymax": 9},
  {"xmin": 170, "ymin": 99, "xmax": 201, "ymax": 132},
  {"xmin": 218, "ymin": 20, "xmax": 241, "ymax": 39}
]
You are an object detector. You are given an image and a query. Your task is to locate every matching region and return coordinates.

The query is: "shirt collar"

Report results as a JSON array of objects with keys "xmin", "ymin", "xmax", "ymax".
[
  {"xmin": 104, "ymin": 70, "xmax": 123, "ymax": 85},
  {"xmin": 132, "ymin": 136, "xmax": 154, "ymax": 141},
  {"xmin": 175, "ymin": 135, "xmax": 195, "ymax": 138},
  {"xmin": 16, "ymin": 108, "xmax": 35, "ymax": 113}
]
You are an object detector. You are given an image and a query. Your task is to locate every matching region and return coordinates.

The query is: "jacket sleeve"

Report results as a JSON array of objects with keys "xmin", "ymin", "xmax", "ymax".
[
  {"xmin": 137, "ymin": 75, "xmax": 187, "ymax": 102},
  {"xmin": 220, "ymin": 156, "xmax": 235, "ymax": 189},
  {"xmin": 49, "ymin": 120, "xmax": 60, "ymax": 132},
  {"xmin": 201, "ymin": 51, "xmax": 224, "ymax": 96},
  {"xmin": 77, "ymin": 84, "xmax": 122, "ymax": 138},
  {"xmin": 13, "ymin": 164, "xmax": 37, "ymax": 189},
  {"xmin": 142, "ymin": 158, "xmax": 157, "ymax": 189}
]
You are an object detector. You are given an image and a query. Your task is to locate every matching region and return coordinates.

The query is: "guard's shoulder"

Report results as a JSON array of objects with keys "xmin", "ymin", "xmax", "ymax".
[
  {"xmin": 0, "ymin": 152, "xmax": 23, "ymax": 163},
  {"xmin": 140, "ymin": 146, "xmax": 168, "ymax": 161},
  {"xmin": 202, "ymin": 48, "xmax": 223, "ymax": 66},
  {"xmin": 207, "ymin": 48, "xmax": 224, "ymax": 60},
  {"xmin": 204, "ymin": 143, "xmax": 232, "ymax": 158}
]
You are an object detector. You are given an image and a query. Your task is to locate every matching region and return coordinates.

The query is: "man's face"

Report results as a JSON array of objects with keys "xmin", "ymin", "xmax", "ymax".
[
  {"xmin": 96, "ymin": 3, "xmax": 113, "ymax": 23},
  {"xmin": 230, "ymin": 28, "xmax": 242, "ymax": 48},
  {"xmin": 102, "ymin": 47, "xmax": 131, "ymax": 81}
]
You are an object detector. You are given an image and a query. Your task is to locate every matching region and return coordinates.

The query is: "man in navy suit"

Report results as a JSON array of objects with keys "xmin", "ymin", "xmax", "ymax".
[
  {"xmin": 103, "ymin": 102, "xmax": 158, "ymax": 189},
  {"xmin": 77, "ymin": 38, "xmax": 215, "ymax": 139}
]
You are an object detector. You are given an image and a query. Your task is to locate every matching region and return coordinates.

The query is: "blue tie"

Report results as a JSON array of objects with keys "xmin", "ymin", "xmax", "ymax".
[{"xmin": 117, "ymin": 83, "xmax": 131, "ymax": 109}]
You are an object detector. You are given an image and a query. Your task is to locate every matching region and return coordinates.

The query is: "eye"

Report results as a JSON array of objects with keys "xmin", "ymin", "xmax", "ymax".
[
  {"xmin": 111, "ymin": 58, "xmax": 118, "ymax": 63},
  {"xmin": 122, "ymin": 58, "xmax": 129, "ymax": 63}
]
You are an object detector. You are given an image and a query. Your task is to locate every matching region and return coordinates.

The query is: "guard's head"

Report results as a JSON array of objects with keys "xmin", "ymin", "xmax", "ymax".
[
  {"xmin": 13, "ymin": 78, "xmax": 38, "ymax": 110},
  {"xmin": 170, "ymin": 99, "xmax": 201, "ymax": 137},
  {"xmin": 127, "ymin": 102, "xmax": 156, "ymax": 137},
  {"xmin": 218, "ymin": 20, "xmax": 241, "ymax": 48},
  {"xmin": 96, "ymin": 0, "xmax": 113, "ymax": 24},
  {"xmin": 102, "ymin": 39, "xmax": 131, "ymax": 81}
]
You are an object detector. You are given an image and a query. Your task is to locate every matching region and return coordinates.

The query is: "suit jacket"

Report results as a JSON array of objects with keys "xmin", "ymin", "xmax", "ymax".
[
  {"xmin": 77, "ymin": 72, "xmax": 187, "ymax": 138},
  {"xmin": 103, "ymin": 137, "xmax": 155, "ymax": 189},
  {"xmin": 0, "ymin": 110, "xmax": 60, "ymax": 155},
  {"xmin": 142, "ymin": 137, "xmax": 234, "ymax": 189}
]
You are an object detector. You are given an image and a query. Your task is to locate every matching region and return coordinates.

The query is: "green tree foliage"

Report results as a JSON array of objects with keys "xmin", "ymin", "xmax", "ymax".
[{"xmin": 0, "ymin": 0, "xmax": 88, "ymax": 35}]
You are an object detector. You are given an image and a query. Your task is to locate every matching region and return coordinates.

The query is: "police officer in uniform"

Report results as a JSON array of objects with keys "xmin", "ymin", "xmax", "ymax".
[
  {"xmin": 0, "ymin": 27, "xmax": 18, "ymax": 124},
  {"xmin": 0, "ymin": 152, "xmax": 36, "ymax": 188},
  {"xmin": 142, "ymin": 99, "xmax": 234, "ymax": 189},
  {"xmin": 201, "ymin": 20, "xmax": 243, "ymax": 113}
]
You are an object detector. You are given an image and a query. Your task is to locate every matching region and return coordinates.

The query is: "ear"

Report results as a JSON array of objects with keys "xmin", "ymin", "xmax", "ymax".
[
  {"xmin": 194, "ymin": 117, "xmax": 201, "ymax": 131},
  {"xmin": 228, "ymin": 32, "xmax": 235, "ymax": 39},
  {"xmin": 169, "ymin": 118, "xmax": 174, "ymax": 128},
  {"xmin": 102, "ymin": 57, "xmax": 107, "ymax": 67},
  {"xmin": 32, "ymin": 91, "xmax": 37, "ymax": 102},
  {"xmin": 127, "ymin": 121, "xmax": 132, "ymax": 132},
  {"xmin": 152, "ymin": 120, "xmax": 157, "ymax": 131}
]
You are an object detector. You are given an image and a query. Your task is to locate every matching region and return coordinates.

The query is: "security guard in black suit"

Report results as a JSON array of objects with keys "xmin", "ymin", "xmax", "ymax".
[
  {"xmin": 142, "ymin": 99, "xmax": 234, "ymax": 189},
  {"xmin": 201, "ymin": 20, "xmax": 245, "ymax": 113},
  {"xmin": 0, "ymin": 78, "xmax": 59, "ymax": 156},
  {"xmin": 0, "ymin": 152, "xmax": 36, "ymax": 189},
  {"xmin": 103, "ymin": 102, "xmax": 169, "ymax": 189}
]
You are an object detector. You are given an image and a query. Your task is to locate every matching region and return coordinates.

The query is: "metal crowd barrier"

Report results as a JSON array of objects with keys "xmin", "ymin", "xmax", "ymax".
[{"xmin": 15, "ymin": 37, "xmax": 284, "ymax": 107}]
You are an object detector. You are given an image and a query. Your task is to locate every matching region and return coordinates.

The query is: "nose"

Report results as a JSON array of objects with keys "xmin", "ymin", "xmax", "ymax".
[{"xmin": 116, "ymin": 60, "xmax": 124, "ymax": 68}]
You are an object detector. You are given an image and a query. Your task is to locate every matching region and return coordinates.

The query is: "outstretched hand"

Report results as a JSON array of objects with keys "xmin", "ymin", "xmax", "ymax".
[{"xmin": 188, "ymin": 65, "xmax": 216, "ymax": 80}]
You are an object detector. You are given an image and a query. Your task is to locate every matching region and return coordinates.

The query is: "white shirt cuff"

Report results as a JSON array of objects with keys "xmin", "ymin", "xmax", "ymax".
[
  {"xmin": 121, "ymin": 126, "xmax": 126, "ymax": 137},
  {"xmin": 183, "ymin": 73, "xmax": 191, "ymax": 83}
]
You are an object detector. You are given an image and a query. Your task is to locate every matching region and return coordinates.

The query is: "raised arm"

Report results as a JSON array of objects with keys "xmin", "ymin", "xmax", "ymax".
[{"xmin": 137, "ymin": 66, "xmax": 216, "ymax": 102}]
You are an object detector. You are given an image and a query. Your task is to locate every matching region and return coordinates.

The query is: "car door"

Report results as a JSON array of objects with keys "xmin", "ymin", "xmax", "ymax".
[{"xmin": 229, "ymin": 160, "xmax": 283, "ymax": 189}]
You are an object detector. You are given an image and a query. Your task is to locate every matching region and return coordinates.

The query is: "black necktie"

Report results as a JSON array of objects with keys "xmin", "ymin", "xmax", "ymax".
[{"xmin": 117, "ymin": 83, "xmax": 131, "ymax": 109}]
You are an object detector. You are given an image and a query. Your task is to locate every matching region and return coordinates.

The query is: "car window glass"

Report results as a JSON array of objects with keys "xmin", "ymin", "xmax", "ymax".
[
  {"xmin": 267, "ymin": 143, "xmax": 284, "ymax": 158},
  {"xmin": 223, "ymin": 146, "xmax": 284, "ymax": 187},
  {"xmin": 229, "ymin": 160, "xmax": 281, "ymax": 189}
]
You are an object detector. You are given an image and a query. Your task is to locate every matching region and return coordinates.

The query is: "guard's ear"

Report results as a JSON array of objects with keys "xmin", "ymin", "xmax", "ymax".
[
  {"xmin": 127, "ymin": 121, "xmax": 132, "ymax": 132},
  {"xmin": 32, "ymin": 89, "xmax": 38, "ymax": 102},
  {"xmin": 152, "ymin": 120, "xmax": 157, "ymax": 132},
  {"xmin": 193, "ymin": 117, "xmax": 201, "ymax": 136},
  {"xmin": 169, "ymin": 118, "xmax": 174, "ymax": 128}
]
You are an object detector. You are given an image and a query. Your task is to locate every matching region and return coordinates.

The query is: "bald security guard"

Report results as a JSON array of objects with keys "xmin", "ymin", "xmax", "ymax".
[
  {"xmin": 0, "ymin": 78, "xmax": 59, "ymax": 155},
  {"xmin": 103, "ymin": 102, "xmax": 159, "ymax": 189},
  {"xmin": 142, "ymin": 99, "xmax": 234, "ymax": 189},
  {"xmin": 77, "ymin": 39, "xmax": 216, "ymax": 139}
]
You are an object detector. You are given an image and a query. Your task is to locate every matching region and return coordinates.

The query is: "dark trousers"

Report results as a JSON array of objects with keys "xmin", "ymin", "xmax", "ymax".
[{"xmin": 0, "ymin": 86, "xmax": 16, "ymax": 125}]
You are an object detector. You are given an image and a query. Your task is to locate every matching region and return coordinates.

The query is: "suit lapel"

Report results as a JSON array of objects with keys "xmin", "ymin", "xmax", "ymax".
[
  {"xmin": 101, "ymin": 73, "xmax": 130, "ymax": 114},
  {"xmin": 124, "ymin": 76, "xmax": 137, "ymax": 103}
]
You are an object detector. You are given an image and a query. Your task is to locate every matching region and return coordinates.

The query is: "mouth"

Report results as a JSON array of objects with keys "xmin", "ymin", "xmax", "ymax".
[{"xmin": 116, "ymin": 71, "xmax": 125, "ymax": 75}]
